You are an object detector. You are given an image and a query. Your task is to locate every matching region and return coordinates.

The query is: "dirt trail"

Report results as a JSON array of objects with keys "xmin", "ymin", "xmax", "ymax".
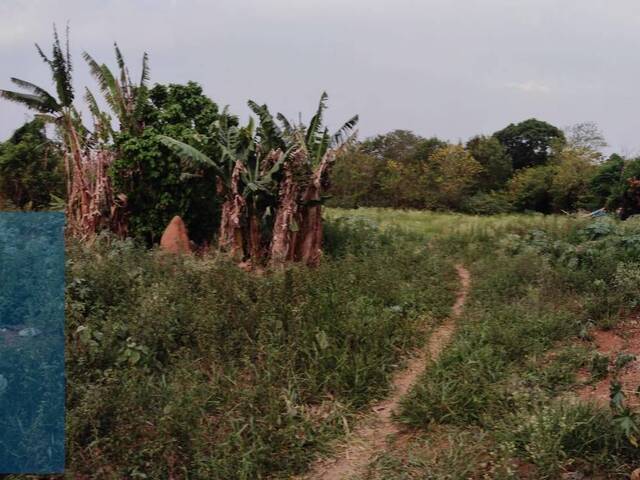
[{"xmin": 305, "ymin": 264, "xmax": 471, "ymax": 480}]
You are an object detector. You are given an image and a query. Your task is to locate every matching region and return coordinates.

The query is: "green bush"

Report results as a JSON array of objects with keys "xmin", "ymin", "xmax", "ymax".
[
  {"xmin": 112, "ymin": 82, "xmax": 228, "ymax": 244},
  {"xmin": 462, "ymin": 191, "xmax": 514, "ymax": 215},
  {"xmin": 0, "ymin": 119, "xmax": 64, "ymax": 209}
]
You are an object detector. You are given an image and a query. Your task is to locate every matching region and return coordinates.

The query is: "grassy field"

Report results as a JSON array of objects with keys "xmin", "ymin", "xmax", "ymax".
[
  {"xmin": 56, "ymin": 219, "xmax": 459, "ymax": 479},
  {"xmin": 8, "ymin": 209, "xmax": 640, "ymax": 479},
  {"xmin": 330, "ymin": 209, "xmax": 640, "ymax": 479},
  {"xmin": 327, "ymin": 207, "xmax": 580, "ymax": 239}
]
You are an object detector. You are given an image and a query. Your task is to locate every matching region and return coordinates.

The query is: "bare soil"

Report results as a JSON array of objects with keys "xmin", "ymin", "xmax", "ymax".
[
  {"xmin": 304, "ymin": 264, "xmax": 471, "ymax": 480},
  {"xmin": 576, "ymin": 313, "xmax": 640, "ymax": 408}
]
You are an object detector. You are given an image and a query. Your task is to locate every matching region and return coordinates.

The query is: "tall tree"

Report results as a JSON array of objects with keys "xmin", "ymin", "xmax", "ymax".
[
  {"xmin": 564, "ymin": 122, "xmax": 607, "ymax": 156},
  {"xmin": 494, "ymin": 118, "xmax": 565, "ymax": 170},
  {"xmin": 466, "ymin": 135, "xmax": 513, "ymax": 191}
]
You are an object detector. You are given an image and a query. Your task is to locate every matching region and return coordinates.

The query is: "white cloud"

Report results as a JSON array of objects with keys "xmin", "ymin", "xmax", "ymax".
[{"xmin": 504, "ymin": 81, "xmax": 551, "ymax": 94}]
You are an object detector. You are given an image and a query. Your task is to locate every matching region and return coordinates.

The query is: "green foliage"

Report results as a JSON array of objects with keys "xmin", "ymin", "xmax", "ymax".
[
  {"xmin": 327, "ymin": 150, "xmax": 387, "ymax": 208},
  {"xmin": 421, "ymin": 144, "xmax": 484, "ymax": 210},
  {"xmin": 111, "ymin": 82, "xmax": 227, "ymax": 243},
  {"xmin": 462, "ymin": 191, "xmax": 514, "ymax": 215},
  {"xmin": 0, "ymin": 119, "xmax": 64, "ymax": 209},
  {"xmin": 82, "ymin": 43, "xmax": 150, "ymax": 136},
  {"xmin": 590, "ymin": 154, "xmax": 625, "ymax": 208},
  {"xmin": 466, "ymin": 135, "xmax": 513, "ymax": 191},
  {"xmin": 494, "ymin": 118, "xmax": 565, "ymax": 170},
  {"xmin": 1, "ymin": 25, "xmax": 73, "ymax": 114},
  {"xmin": 549, "ymin": 147, "xmax": 598, "ymax": 212},
  {"xmin": 507, "ymin": 165, "xmax": 556, "ymax": 213},
  {"xmin": 362, "ymin": 129, "xmax": 445, "ymax": 164}
]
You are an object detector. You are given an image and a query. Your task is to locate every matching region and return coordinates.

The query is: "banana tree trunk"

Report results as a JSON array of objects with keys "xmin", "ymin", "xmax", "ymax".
[
  {"xmin": 294, "ymin": 151, "xmax": 335, "ymax": 267},
  {"xmin": 270, "ymin": 150, "xmax": 305, "ymax": 266},
  {"xmin": 218, "ymin": 160, "xmax": 246, "ymax": 259},
  {"xmin": 247, "ymin": 209, "xmax": 263, "ymax": 264}
]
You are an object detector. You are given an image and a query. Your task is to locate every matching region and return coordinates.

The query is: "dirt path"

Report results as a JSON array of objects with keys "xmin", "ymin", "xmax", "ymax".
[{"xmin": 305, "ymin": 264, "xmax": 471, "ymax": 480}]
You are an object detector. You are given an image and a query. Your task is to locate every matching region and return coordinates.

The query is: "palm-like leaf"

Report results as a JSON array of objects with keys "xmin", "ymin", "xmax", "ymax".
[
  {"xmin": 9, "ymin": 78, "xmax": 61, "ymax": 111},
  {"xmin": 84, "ymin": 87, "xmax": 113, "ymax": 140},
  {"xmin": 41, "ymin": 24, "xmax": 73, "ymax": 107},
  {"xmin": 5, "ymin": 26, "xmax": 74, "ymax": 115},
  {"xmin": 248, "ymin": 100, "xmax": 285, "ymax": 151},
  {"xmin": 82, "ymin": 52, "xmax": 125, "ymax": 120},
  {"xmin": 84, "ymin": 46, "xmax": 149, "ymax": 135},
  {"xmin": 331, "ymin": 114, "xmax": 359, "ymax": 147},
  {"xmin": 139, "ymin": 52, "xmax": 150, "ymax": 88},
  {"xmin": 305, "ymin": 91, "xmax": 328, "ymax": 149},
  {"xmin": 276, "ymin": 113, "xmax": 294, "ymax": 136},
  {"xmin": 158, "ymin": 135, "xmax": 224, "ymax": 177},
  {"xmin": 0, "ymin": 89, "xmax": 59, "ymax": 113}
]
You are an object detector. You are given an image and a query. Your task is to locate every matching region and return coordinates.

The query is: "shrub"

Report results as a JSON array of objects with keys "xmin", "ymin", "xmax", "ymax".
[
  {"xmin": 462, "ymin": 191, "xmax": 514, "ymax": 215},
  {"xmin": 111, "ymin": 82, "xmax": 226, "ymax": 244},
  {"xmin": 0, "ymin": 119, "xmax": 64, "ymax": 209}
]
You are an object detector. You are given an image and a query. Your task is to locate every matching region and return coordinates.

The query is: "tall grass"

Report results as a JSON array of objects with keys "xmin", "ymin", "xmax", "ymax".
[{"xmin": 57, "ymin": 219, "xmax": 457, "ymax": 479}]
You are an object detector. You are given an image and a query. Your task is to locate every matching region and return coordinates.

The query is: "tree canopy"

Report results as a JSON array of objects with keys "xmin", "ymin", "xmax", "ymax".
[{"xmin": 494, "ymin": 118, "xmax": 565, "ymax": 170}]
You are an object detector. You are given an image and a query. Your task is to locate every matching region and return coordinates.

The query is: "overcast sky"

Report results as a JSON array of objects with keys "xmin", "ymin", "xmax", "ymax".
[{"xmin": 2, "ymin": 0, "xmax": 640, "ymax": 154}]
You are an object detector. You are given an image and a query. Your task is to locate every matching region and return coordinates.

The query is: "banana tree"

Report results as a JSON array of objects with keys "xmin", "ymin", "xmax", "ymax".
[
  {"xmin": 82, "ymin": 44, "xmax": 150, "ymax": 136},
  {"xmin": 158, "ymin": 116, "xmax": 286, "ymax": 263},
  {"xmin": 0, "ymin": 26, "xmax": 116, "ymax": 237},
  {"xmin": 264, "ymin": 93, "xmax": 359, "ymax": 266}
]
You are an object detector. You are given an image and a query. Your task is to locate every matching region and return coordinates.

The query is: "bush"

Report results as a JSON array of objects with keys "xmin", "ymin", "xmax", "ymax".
[
  {"xmin": 0, "ymin": 119, "xmax": 64, "ymax": 209},
  {"xmin": 112, "ymin": 82, "xmax": 227, "ymax": 244},
  {"xmin": 462, "ymin": 191, "xmax": 514, "ymax": 215},
  {"xmin": 507, "ymin": 165, "xmax": 556, "ymax": 213}
]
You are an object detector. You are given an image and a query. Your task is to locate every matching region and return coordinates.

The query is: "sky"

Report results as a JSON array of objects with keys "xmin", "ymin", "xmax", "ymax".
[{"xmin": 2, "ymin": 0, "xmax": 640, "ymax": 154}]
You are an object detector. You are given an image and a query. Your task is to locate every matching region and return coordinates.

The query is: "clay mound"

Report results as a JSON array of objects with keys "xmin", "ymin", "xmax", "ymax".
[{"xmin": 160, "ymin": 216, "xmax": 192, "ymax": 255}]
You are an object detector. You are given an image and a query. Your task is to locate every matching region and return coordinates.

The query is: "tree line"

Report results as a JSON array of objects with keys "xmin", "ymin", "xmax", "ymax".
[
  {"xmin": 2, "ymin": 27, "xmax": 640, "ymax": 249},
  {"xmin": 330, "ymin": 120, "xmax": 640, "ymax": 218}
]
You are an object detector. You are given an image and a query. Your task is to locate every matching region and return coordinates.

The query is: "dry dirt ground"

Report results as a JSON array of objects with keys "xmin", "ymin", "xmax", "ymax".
[
  {"xmin": 303, "ymin": 264, "xmax": 471, "ymax": 480},
  {"xmin": 577, "ymin": 312, "xmax": 640, "ymax": 408}
]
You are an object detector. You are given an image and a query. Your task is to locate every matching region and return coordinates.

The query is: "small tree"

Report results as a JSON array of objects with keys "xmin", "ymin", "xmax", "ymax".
[
  {"xmin": 423, "ymin": 145, "xmax": 483, "ymax": 210},
  {"xmin": 466, "ymin": 135, "xmax": 513, "ymax": 191},
  {"xmin": 550, "ymin": 147, "xmax": 597, "ymax": 211},
  {"xmin": 0, "ymin": 119, "xmax": 64, "ymax": 209},
  {"xmin": 508, "ymin": 165, "xmax": 556, "ymax": 213}
]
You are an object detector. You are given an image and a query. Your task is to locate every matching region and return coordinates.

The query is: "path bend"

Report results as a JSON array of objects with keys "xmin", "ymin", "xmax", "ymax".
[{"xmin": 305, "ymin": 264, "xmax": 471, "ymax": 480}]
